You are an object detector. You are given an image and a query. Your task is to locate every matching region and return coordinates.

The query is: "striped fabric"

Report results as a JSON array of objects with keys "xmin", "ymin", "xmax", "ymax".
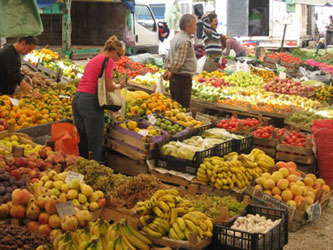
[{"xmin": 202, "ymin": 15, "xmax": 222, "ymax": 58}]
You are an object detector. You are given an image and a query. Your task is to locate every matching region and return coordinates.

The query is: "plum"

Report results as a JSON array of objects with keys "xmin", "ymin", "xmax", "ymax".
[
  {"xmin": 2, "ymin": 181, "xmax": 9, "ymax": 187},
  {"xmin": 3, "ymin": 194, "xmax": 10, "ymax": 202},
  {"xmin": 0, "ymin": 186, "xmax": 5, "ymax": 195}
]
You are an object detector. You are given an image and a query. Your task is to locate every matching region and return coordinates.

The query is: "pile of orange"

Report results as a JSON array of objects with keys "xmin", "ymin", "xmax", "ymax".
[
  {"xmin": 126, "ymin": 93, "xmax": 187, "ymax": 118},
  {"xmin": 0, "ymin": 87, "xmax": 74, "ymax": 130}
]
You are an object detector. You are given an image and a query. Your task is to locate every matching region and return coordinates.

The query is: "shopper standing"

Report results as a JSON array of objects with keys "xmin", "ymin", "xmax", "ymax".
[
  {"xmin": 202, "ymin": 14, "xmax": 222, "ymax": 72},
  {"xmin": 72, "ymin": 36, "xmax": 126, "ymax": 161},
  {"xmin": 221, "ymin": 35, "xmax": 246, "ymax": 59},
  {"xmin": 164, "ymin": 14, "xmax": 197, "ymax": 109},
  {"xmin": 0, "ymin": 36, "xmax": 42, "ymax": 98},
  {"xmin": 325, "ymin": 15, "xmax": 333, "ymax": 46}
]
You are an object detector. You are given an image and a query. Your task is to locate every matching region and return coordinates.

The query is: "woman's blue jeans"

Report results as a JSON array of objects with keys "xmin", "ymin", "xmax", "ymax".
[{"xmin": 72, "ymin": 91, "xmax": 104, "ymax": 161}]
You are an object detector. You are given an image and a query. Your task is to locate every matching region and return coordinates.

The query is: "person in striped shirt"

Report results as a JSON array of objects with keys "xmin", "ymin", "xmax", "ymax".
[{"xmin": 202, "ymin": 14, "xmax": 222, "ymax": 58}]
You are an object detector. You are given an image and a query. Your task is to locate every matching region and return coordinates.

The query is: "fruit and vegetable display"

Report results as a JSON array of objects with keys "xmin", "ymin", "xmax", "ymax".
[
  {"xmin": 265, "ymin": 77, "xmax": 315, "ymax": 96},
  {"xmin": 0, "ymin": 84, "xmax": 75, "ymax": 130},
  {"xmin": 132, "ymin": 72, "xmax": 166, "ymax": 87},
  {"xmin": 67, "ymin": 157, "xmax": 126, "ymax": 195},
  {"xmin": 185, "ymin": 194, "xmax": 247, "ymax": 221},
  {"xmin": 161, "ymin": 136, "xmax": 226, "ymax": 160},
  {"xmin": 116, "ymin": 174, "xmax": 163, "ymax": 209},
  {"xmin": 281, "ymin": 130, "xmax": 311, "ymax": 147},
  {"xmin": 266, "ymin": 52, "xmax": 301, "ymax": 64},
  {"xmin": 0, "ymin": 135, "xmax": 44, "ymax": 156},
  {"xmin": 194, "ymin": 44, "xmax": 205, "ymax": 58},
  {"xmin": 255, "ymin": 162, "xmax": 331, "ymax": 209},
  {"xmin": 0, "ymin": 224, "xmax": 52, "ymax": 250},
  {"xmin": 202, "ymin": 128, "xmax": 244, "ymax": 140},
  {"xmin": 119, "ymin": 120, "xmax": 162, "ymax": 140},
  {"xmin": 32, "ymin": 170, "xmax": 105, "ymax": 211},
  {"xmin": 115, "ymin": 56, "xmax": 159, "ymax": 78},
  {"xmin": 251, "ymin": 67, "xmax": 276, "ymax": 83},
  {"xmin": 230, "ymin": 213, "xmax": 281, "ymax": 234},
  {"xmin": 191, "ymin": 81, "xmax": 223, "ymax": 102},
  {"xmin": 196, "ymin": 149, "xmax": 275, "ymax": 189},
  {"xmin": 22, "ymin": 68, "xmax": 57, "ymax": 89},
  {"xmin": 216, "ymin": 117, "xmax": 260, "ymax": 132},
  {"xmin": 305, "ymin": 59, "xmax": 333, "ymax": 75},
  {"xmin": 198, "ymin": 70, "xmax": 226, "ymax": 79},
  {"xmin": 224, "ymin": 71, "xmax": 264, "ymax": 87},
  {"xmin": 286, "ymin": 110, "xmax": 326, "ymax": 129},
  {"xmin": 149, "ymin": 117, "xmax": 185, "ymax": 135},
  {"xmin": 25, "ymin": 48, "xmax": 59, "ymax": 64},
  {"xmin": 316, "ymin": 85, "xmax": 333, "ymax": 102},
  {"xmin": 51, "ymin": 218, "xmax": 153, "ymax": 250},
  {"xmin": 251, "ymin": 125, "xmax": 287, "ymax": 139},
  {"xmin": 136, "ymin": 189, "xmax": 213, "ymax": 241},
  {"xmin": 0, "ymin": 168, "xmax": 27, "ymax": 204}
]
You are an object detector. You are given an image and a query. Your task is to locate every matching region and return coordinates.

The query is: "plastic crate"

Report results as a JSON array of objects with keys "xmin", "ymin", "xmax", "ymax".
[
  {"xmin": 234, "ymin": 135, "xmax": 254, "ymax": 154},
  {"xmin": 154, "ymin": 133, "xmax": 233, "ymax": 175},
  {"xmin": 213, "ymin": 205, "xmax": 288, "ymax": 250}
]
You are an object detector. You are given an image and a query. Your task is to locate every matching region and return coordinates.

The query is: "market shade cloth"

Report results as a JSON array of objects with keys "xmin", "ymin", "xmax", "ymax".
[
  {"xmin": 0, "ymin": 0, "xmax": 43, "ymax": 37},
  {"xmin": 276, "ymin": 0, "xmax": 333, "ymax": 6},
  {"xmin": 36, "ymin": 0, "xmax": 57, "ymax": 8}
]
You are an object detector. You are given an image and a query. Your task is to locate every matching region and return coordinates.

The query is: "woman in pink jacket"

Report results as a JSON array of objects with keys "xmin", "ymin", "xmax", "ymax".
[{"xmin": 221, "ymin": 35, "xmax": 246, "ymax": 59}]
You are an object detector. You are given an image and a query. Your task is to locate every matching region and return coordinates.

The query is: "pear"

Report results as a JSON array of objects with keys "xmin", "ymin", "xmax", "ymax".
[
  {"xmin": 78, "ymin": 193, "xmax": 87, "ymax": 204},
  {"xmin": 61, "ymin": 183, "xmax": 70, "ymax": 193},
  {"xmin": 53, "ymin": 181, "xmax": 64, "ymax": 190},
  {"xmin": 57, "ymin": 172, "xmax": 67, "ymax": 181},
  {"xmin": 72, "ymin": 199, "xmax": 80, "ymax": 207},
  {"xmin": 69, "ymin": 179, "xmax": 80, "ymax": 190},
  {"xmin": 48, "ymin": 170, "xmax": 58, "ymax": 180},
  {"xmin": 75, "ymin": 210, "xmax": 92, "ymax": 227},
  {"xmin": 67, "ymin": 190, "xmax": 78, "ymax": 200},
  {"xmin": 50, "ymin": 188, "xmax": 61, "ymax": 197},
  {"xmin": 80, "ymin": 184, "xmax": 93, "ymax": 197},
  {"xmin": 44, "ymin": 180, "xmax": 53, "ymax": 189},
  {"xmin": 94, "ymin": 191, "xmax": 104, "ymax": 199},
  {"xmin": 40, "ymin": 175, "xmax": 50, "ymax": 183},
  {"xmin": 89, "ymin": 192, "xmax": 99, "ymax": 202},
  {"xmin": 89, "ymin": 202, "xmax": 99, "ymax": 211},
  {"xmin": 59, "ymin": 193, "xmax": 67, "ymax": 202}
]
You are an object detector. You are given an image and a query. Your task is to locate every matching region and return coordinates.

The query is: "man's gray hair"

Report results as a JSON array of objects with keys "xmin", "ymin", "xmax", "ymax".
[{"xmin": 179, "ymin": 14, "xmax": 196, "ymax": 31}]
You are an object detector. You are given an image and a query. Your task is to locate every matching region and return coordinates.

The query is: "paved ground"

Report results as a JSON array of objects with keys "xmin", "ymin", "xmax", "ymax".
[{"xmin": 284, "ymin": 197, "xmax": 333, "ymax": 250}]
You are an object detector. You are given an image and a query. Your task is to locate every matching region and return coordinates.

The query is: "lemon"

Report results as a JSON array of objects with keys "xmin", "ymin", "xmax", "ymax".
[
  {"xmin": 134, "ymin": 127, "xmax": 140, "ymax": 133},
  {"xmin": 10, "ymin": 135, "xmax": 19, "ymax": 142},
  {"xmin": 127, "ymin": 121, "xmax": 138, "ymax": 130}
]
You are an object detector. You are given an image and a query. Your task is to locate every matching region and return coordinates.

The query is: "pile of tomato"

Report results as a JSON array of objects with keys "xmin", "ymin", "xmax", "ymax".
[
  {"xmin": 282, "ymin": 131, "xmax": 311, "ymax": 147},
  {"xmin": 216, "ymin": 117, "xmax": 260, "ymax": 131},
  {"xmin": 115, "ymin": 56, "xmax": 158, "ymax": 78},
  {"xmin": 252, "ymin": 125, "xmax": 286, "ymax": 139},
  {"xmin": 266, "ymin": 53, "xmax": 302, "ymax": 64}
]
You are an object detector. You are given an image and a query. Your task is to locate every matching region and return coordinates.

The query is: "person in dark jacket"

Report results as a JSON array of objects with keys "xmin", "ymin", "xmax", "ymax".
[
  {"xmin": 158, "ymin": 22, "xmax": 170, "ymax": 42},
  {"xmin": 0, "ymin": 36, "xmax": 42, "ymax": 98}
]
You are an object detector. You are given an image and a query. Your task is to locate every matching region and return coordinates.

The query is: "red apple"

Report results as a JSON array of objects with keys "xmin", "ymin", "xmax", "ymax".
[{"xmin": 39, "ymin": 212, "xmax": 50, "ymax": 224}]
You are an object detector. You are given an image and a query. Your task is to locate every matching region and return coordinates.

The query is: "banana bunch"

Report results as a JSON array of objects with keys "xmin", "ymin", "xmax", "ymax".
[
  {"xmin": 250, "ymin": 148, "xmax": 275, "ymax": 171},
  {"xmin": 196, "ymin": 154, "xmax": 251, "ymax": 190},
  {"xmin": 121, "ymin": 89, "xmax": 150, "ymax": 102},
  {"xmin": 169, "ymin": 211, "xmax": 213, "ymax": 241},
  {"xmin": 136, "ymin": 189, "xmax": 195, "ymax": 239},
  {"xmin": 35, "ymin": 245, "xmax": 52, "ymax": 250},
  {"xmin": 53, "ymin": 218, "xmax": 152, "ymax": 250}
]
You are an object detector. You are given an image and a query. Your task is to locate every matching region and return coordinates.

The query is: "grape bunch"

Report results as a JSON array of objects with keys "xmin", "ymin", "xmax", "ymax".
[
  {"xmin": 185, "ymin": 194, "xmax": 246, "ymax": 221},
  {"xmin": 116, "ymin": 174, "xmax": 163, "ymax": 208}
]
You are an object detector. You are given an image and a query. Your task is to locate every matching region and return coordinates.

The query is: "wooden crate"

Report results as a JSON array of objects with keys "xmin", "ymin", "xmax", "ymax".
[
  {"xmin": 253, "ymin": 131, "xmax": 278, "ymax": 157},
  {"xmin": 104, "ymin": 151, "xmax": 148, "ymax": 176},
  {"xmin": 280, "ymin": 61, "xmax": 299, "ymax": 73},
  {"xmin": 99, "ymin": 207, "xmax": 139, "ymax": 229},
  {"xmin": 141, "ymin": 232, "xmax": 212, "ymax": 250}
]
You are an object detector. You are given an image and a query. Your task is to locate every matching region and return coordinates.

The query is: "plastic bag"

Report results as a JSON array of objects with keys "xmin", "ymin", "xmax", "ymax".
[
  {"xmin": 236, "ymin": 61, "xmax": 250, "ymax": 72},
  {"xmin": 123, "ymin": 25, "xmax": 135, "ymax": 48},
  {"xmin": 51, "ymin": 123, "xmax": 80, "ymax": 156},
  {"xmin": 311, "ymin": 120, "xmax": 333, "ymax": 185},
  {"xmin": 196, "ymin": 55, "xmax": 207, "ymax": 73}
]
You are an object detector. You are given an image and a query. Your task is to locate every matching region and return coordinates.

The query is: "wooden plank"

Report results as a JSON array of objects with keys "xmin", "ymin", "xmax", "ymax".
[
  {"xmin": 100, "ymin": 207, "xmax": 139, "ymax": 229},
  {"xmin": 104, "ymin": 152, "xmax": 148, "ymax": 176},
  {"xmin": 149, "ymin": 169, "xmax": 191, "ymax": 187},
  {"xmin": 284, "ymin": 120, "xmax": 312, "ymax": 133},
  {"xmin": 276, "ymin": 144, "xmax": 312, "ymax": 155},
  {"xmin": 109, "ymin": 139, "xmax": 150, "ymax": 161},
  {"xmin": 276, "ymin": 152, "xmax": 314, "ymax": 165},
  {"xmin": 109, "ymin": 129, "xmax": 155, "ymax": 151},
  {"xmin": 253, "ymin": 137, "xmax": 277, "ymax": 147}
]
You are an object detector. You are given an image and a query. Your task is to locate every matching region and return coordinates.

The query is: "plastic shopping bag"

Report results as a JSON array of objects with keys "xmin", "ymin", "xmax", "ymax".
[
  {"xmin": 51, "ymin": 123, "xmax": 80, "ymax": 156},
  {"xmin": 196, "ymin": 55, "xmax": 207, "ymax": 73}
]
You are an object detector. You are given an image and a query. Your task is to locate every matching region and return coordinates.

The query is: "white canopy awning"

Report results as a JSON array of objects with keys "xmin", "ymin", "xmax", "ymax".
[{"xmin": 274, "ymin": 0, "xmax": 333, "ymax": 6}]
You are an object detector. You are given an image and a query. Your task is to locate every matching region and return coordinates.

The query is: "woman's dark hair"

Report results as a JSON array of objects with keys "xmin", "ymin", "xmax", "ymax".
[
  {"xmin": 207, "ymin": 13, "xmax": 217, "ymax": 23},
  {"xmin": 18, "ymin": 36, "xmax": 39, "ymax": 45}
]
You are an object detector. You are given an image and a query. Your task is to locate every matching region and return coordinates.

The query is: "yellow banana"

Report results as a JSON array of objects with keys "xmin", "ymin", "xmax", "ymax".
[
  {"xmin": 176, "ymin": 217, "xmax": 186, "ymax": 231},
  {"xmin": 176, "ymin": 207, "xmax": 189, "ymax": 216},
  {"xmin": 152, "ymin": 206, "xmax": 165, "ymax": 218},
  {"xmin": 157, "ymin": 200, "xmax": 170, "ymax": 213},
  {"xmin": 169, "ymin": 207, "xmax": 178, "ymax": 224},
  {"xmin": 154, "ymin": 217, "xmax": 171, "ymax": 231},
  {"xmin": 118, "ymin": 225, "xmax": 139, "ymax": 250},
  {"xmin": 153, "ymin": 190, "xmax": 167, "ymax": 200},
  {"xmin": 173, "ymin": 222, "xmax": 186, "ymax": 240},
  {"xmin": 167, "ymin": 201, "xmax": 175, "ymax": 208},
  {"xmin": 166, "ymin": 189, "xmax": 179, "ymax": 196},
  {"xmin": 184, "ymin": 219, "xmax": 199, "ymax": 234},
  {"xmin": 158, "ymin": 194, "xmax": 177, "ymax": 203},
  {"xmin": 204, "ymin": 218, "xmax": 213, "ymax": 231},
  {"xmin": 143, "ymin": 226, "xmax": 163, "ymax": 238},
  {"xmin": 126, "ymin": 222, "xmax": 152, "ymax": 245},
  {"xmin": 169, "ymin": 227, "xmax": 181, "ymax": 240}
]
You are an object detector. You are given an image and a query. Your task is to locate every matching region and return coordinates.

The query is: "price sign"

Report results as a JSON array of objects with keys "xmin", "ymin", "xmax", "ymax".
[
  {"xmin": 56, "ymin": 201, "xmax": 76, "ymax": 218},
  {"xmin": 279, "ymin": 72, "xmax": 287, "ymax": 79},
  {"xmin": 306, "ymin": 203, "xmax": 321, "ymax": 221},
  {"xmin": 138, "ymin": 129, "xmax": 149, "ymax": 136},
  {"xmin": 9, "ymin": 98, "xmax": 19, "ymax": 106},
  {"xmin": 65, "ymin": 171, "xmax": 84, "ymax": 184},
  {"xmin": 59, "ymin": 95, "xmax": 70, "ymax": 99},
  {"xmin": 148, "ymin": 114, "xmax": 156, "ymax": 124}
]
